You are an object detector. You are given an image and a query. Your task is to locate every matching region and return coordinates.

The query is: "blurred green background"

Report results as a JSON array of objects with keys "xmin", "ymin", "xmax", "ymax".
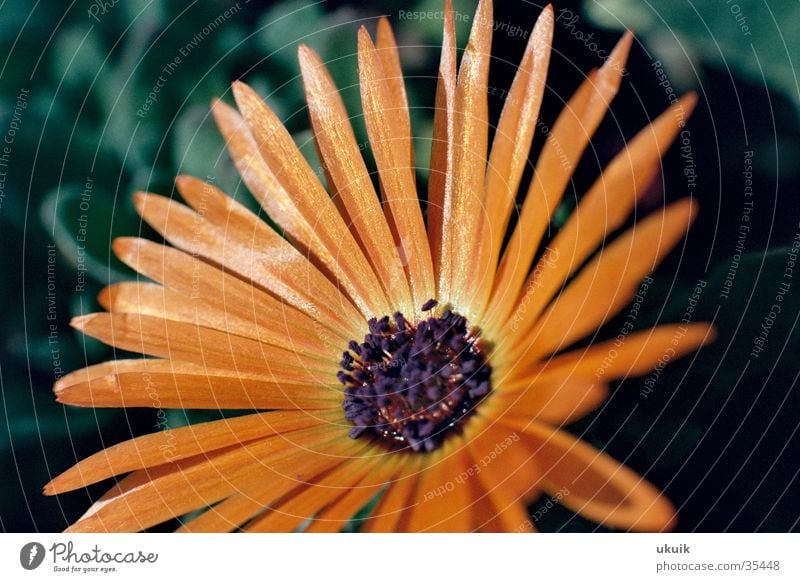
[{"xmin": 1, "ymin": 0, "xmax": 799, "ymax": 532}]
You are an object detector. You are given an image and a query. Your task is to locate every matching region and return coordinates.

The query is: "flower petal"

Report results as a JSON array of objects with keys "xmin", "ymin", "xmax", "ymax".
[
  {"xmin": 304, "ymin": 455, "xmax": 402, "ymax": 532},
  {"xmin": 467, "ymin": 421, "xmax": 540, "ymax": 497},
  {"xmin": 99, "ymin": 282, "xmax": 335, "ymax": 359},
  {"xmin": 502, "ymin": 419, "xmax": 677, "ymax": 531},
  {"xmin": 71, "ymin": 312, "xmax": 336, "ymax": 384},
  {"xmin": 490, "ymin": 377, "xmax": 609, "ymax": 426},
  {"xmin": 486, "ymin": 33, "xmax": 633, "ymax": 333},
  {"xmin": 64, "ymin": 424, "xmax": 351, "ymax": 532},
  {"xmin": 508, "ymin": 323, "xmax": 716, "ymax": 386},
  {"xmin": 173, "ymin": 175, "xmax": 363, "ymax": 332},
  {"xmin": 44, "ymin": 410, "xmax": 337, "ymax": 495},
  {"xmin": 444, "ymin": 0, "xmax": 492, "ymax": 317},
  {"xmin": 298, "ymin": 45, "xmax": 414, "ymax": 315},
  {"xmin": 500, "ymin": 198, "xmax": 698, "ymax": 367},
  {"xmin": 358, "ymin": 27, "xmax": 435, "ymax": 315},
  {"xmin": 211, "ymin": 100, "xmax": 319, "ymax": 258},
  {"xmin": 178, "ymin": 445, "xmax": 372, "ymax": 533},
  {"xmin": 499, "ymin": 94, "xmax": 697, "ymax": 333},
  {"xmin": 473, "ymin": 6, "xmax": 554, "ymax": 320},
  {"xmin": 55, "ymin": 358, "xmax": 204, "ymax": 388},
  {"xmin": 375, "ymin": 17, "xmax": 414, "ymax": 176},
  {"xmin": 130, "ymin": 192, "xmax": 364, "ymax": 339},
  {"xmin": 177, "ymin": 494, "xmax": 261, "ymax": 533},
  {"xmin": 55, "ymin": 368, "xmax": 339, "ymax": 410},
  {"xmin": 232, "ymin": 81, "xmax": 392, "ymax": 318},
  {"xmin": 243, "ymin": 455, "xmax": 378, "ymax": 532},
  {"xmin": 472, "ymin": 484, "xmax": 532, "ymax": 533},
  {"xmin": 427, "ymin": 0, "xmax": 457, "ymax": 295},
  {"xmin": 359, "ymin": 456, "xmax": 423, "ymax": 532},
  {"xmin": 406, "ymin": 443, "xmax": 475, "ymax": 532}
]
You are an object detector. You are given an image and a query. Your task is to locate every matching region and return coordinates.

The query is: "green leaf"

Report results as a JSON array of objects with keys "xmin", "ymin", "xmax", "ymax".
[
  {"xmin": 40, "ymin": 184, "xmax": 131, "ymax": 285},
  {"xmin": 172, "ymin": 104, "xmax": 240, "ymax": 195},
  {"xmin": 585, "ymin": 0, "xmax": 800, "ymax": 105},
  {"xmin": 256, "ymin": 0, "xmax": 329, "ymax": 69}
]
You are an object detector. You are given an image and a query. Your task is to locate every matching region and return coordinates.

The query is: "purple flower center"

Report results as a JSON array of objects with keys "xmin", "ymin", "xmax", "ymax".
[{"xmin": 339, "ymin": 300, "xmax": 492, "ymax": 452}]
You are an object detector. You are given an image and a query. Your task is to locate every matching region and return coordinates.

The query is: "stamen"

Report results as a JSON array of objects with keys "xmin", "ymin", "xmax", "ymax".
[{"xmin": 339, "ymin": 301, "xmax": 492, "ymax": 452}]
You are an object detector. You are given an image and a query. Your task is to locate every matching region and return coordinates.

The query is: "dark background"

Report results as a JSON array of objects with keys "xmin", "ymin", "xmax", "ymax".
[{"xmin": 1, "ymin": 0, "xmax": 798, "ymax": 531}]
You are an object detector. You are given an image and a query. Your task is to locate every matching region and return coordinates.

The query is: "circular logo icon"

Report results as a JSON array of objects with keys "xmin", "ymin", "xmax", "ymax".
[{"xmin": 20, "ymin": 542, "xmax": 46, "ymax": 570}]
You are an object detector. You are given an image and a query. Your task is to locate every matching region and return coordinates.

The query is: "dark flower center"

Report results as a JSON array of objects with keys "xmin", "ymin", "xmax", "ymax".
[{"xmin": 339, "ymin": 300, "xmax": 492, "ymax": 452}]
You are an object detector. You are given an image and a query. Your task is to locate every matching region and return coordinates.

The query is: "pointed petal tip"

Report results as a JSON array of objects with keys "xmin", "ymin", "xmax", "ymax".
[
  {"xmin": 618, "ymin": 29, "xmax": 635, "ymax": 54},
  {"xmin": 96, "ymin": 286, "xmax": 111, "ymax": 310},
  {"xmin": 702, "ymin": 323, "xmax": 718, "ymax": 345},
  {"xmin": 231, "ymin": 80, "xmax": 256, "ymax": 108},
  {"xmin": 70, "ymin": 313, "xmax": 98, "ymax": 331},
  {"xmin": 131, "ymin": 190, "xmax": 151, "ymax": 215},
  {"xmin": 358, "ymin": 26, "xmax": 378, "ymax": 57},
  {"xmin": 111, "ymin": 236, "xmax": 142, "ymax": 258},
  {"xmin": 663, "ymin": 196, "xmax": 699, "ymax": 226},
  {"xmin": 471, "ymin": 0, "xmax": 493, "ymax": 40},
  {"xmin": 603, "ymin": 30, "xmax": 634, "ymax": 73},
  {"xmin": 210, "ymin": 97, "xmax": 234, "ymax": 116},
  {"xmin": 174, "ymin": 174, "xmax": 194, "ymax": 190},
  {"xmin": 297, "ymin": 43, "xmax": 320, "ymax": 65},
  {"xmin": 685, "ymin": 196, "xmax": 700, "ymax": 220},
  {"xmin": 678, "ymin": 91, "xmax": 699, "ymax": 118}
]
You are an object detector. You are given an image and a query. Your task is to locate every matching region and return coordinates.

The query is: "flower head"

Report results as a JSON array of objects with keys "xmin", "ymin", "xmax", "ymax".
[{"xmin": 46, "ymin": 1, "xmax": 713, "ymax": 532}]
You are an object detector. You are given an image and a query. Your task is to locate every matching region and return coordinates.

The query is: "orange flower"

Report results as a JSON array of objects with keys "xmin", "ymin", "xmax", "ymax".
[{"xmin": 46, "ymin": 1, "xmax": 714, "ymax": 532}]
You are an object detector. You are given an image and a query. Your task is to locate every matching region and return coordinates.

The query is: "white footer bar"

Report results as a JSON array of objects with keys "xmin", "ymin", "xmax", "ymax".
[{"xmin": 1, "ymin": 533, "xmax": 796, "ymax": 580}]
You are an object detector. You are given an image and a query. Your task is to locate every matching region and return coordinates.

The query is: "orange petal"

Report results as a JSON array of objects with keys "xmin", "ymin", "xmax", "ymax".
[
  {"xmin": 113, "ymin": 237, "xmax": 356, "ymax": 346},
  {"xmin": 501, "ymin": 94, "xmax": 697, "ymax": 333},
  {"xmin": 486, "ymin": 33, "xmax": 633, "ymax": 333},
  {"xmin": 502, "ymin": 198, "xmax": 698, "ymax": 366},
  {"xmin": 231, "ymin": 81, "xmax": 391, "ymax": 318},
  {"xmin": 405, "ymin": 443, "xmax": 475, "ymax": 532},
  {"xmin": 467, "ymin": 421, "xmax": 540, "ymax": 497},
  {"xmin": 305, "ymin": 454, "xmax": 402, "ymax": 532},
  {"xmin": 211, "ymin": 100, "xmax": 321, "ymax": 259},
  {"xmin": 55, "ymin": 358, "xmax": 207, "ymax": 389},
  {"xmin": 45, "ymin": 410, "xmax": 338, "ymax": 495},
  {"xmin": 130, "ymin": 192, "xmax": 366, "ymax": 339},
  {"xmin": 55, "ymin": 368, "xmax": 339, "ymax": 410},
  {"xmin": 173, "ymin": 175, "xmax": 363, "ymax": 332},
  {"xmin": 502, "ymin": 419, "xmax": 677, "ymax": 531},
  {"xmin": 375, "ymin": 17, "xmax": 414, "ymax": 177},
  {"xmin": 472, "ymin": 6, "xmax": 553, "ymax": 319},
  {"xmin": 71, "ymin": 312, "xmax": 335, "ymax": 384},
  {"xmin": 472, "ymin": 484, "xmax": 532, "ymax": 533},
  {"xmin": 358, "ymin": 27, "xmax": 435, "ymax": 315},
  {"xmin": 427, "ymin": 0, "xmax": 457, "ymax": 296},
  {"xmin": 489, "ymin": 377, "xmax": 609, "ymax": 426},
  {"xmin": 99, "ymin": 282, "xmax": 336, "ymax": 359},
  {"xmin": 359, "ymin": 456, "xmax": 422, "ymax": 532},
  {"xmin": 177, "ymin": 494, "xmax": 263, "ymax": 533},
  {"xmin": 509, "ymin": 323, "xmax": 716, "ymax": 386},
  {"xmin": 298, "ymin": 45, "xmax": 414, "ymax": 315},
  {"xmin": 244, "ymin": 455, "xmax": 377, "ymax": 532},
  {"xmin": 178, "ymin": 441, "xmax": 372, "ymax": 533},
  {"xmin": 65, "ymin": 424, "xmax": 351, "ymax": 532},
  {"xmin": 444, "ymin": 0, "xmax": 492, "ymax": 316}
]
